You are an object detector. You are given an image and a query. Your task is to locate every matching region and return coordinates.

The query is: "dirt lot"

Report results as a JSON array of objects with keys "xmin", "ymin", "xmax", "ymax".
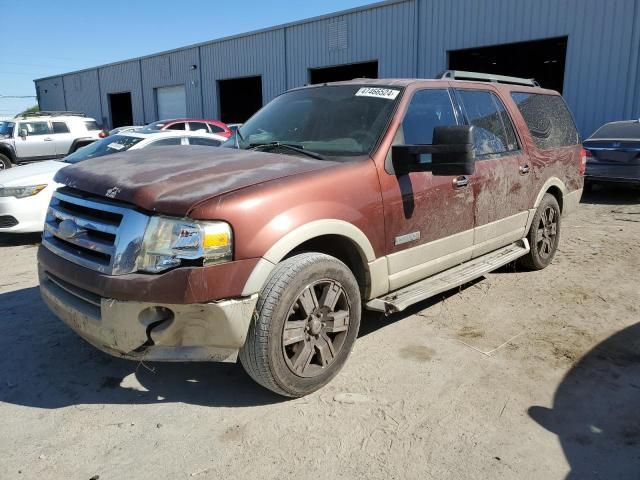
[{"xmin": 0, "ymin": 187, "xmax": 639, "ymax": 480}]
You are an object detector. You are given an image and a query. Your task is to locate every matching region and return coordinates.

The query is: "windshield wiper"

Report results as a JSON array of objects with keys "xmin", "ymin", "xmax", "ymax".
[{"xmin": 248, "ymin": 142, "xmax": 325, "ymax": 160}]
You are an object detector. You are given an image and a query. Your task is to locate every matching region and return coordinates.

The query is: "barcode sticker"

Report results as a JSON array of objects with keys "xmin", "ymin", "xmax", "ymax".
[{"xmin": 355, "ymin": 87, "xmax": 400, "ymax": 100}]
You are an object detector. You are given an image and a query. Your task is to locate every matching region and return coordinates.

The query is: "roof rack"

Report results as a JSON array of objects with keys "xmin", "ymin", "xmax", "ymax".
[
  {"xmin": 439, "ymin": 70, "xmax": 540, "ymax": 87},
  {"xmin": 17, "ymin": 111, "xmax": 86, "ymax": 119}
]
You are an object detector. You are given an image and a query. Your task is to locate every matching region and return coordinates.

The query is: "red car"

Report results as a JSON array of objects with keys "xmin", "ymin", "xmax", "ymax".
[{"xmin": 141, "ymin": 118, "xmax": 232, "ymax": 138}]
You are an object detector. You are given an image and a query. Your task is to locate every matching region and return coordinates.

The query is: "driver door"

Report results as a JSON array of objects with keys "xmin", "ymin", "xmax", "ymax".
[{"xmin": 378, "ymin": 88, "xmax": 475, "ymax": 290}]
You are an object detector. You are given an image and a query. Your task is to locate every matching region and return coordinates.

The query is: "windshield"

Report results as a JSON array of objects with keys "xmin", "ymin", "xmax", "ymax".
[
  {"xmin": 0, "ymin": 121, "xmax": 15, "ymax": 137},
  {"xmin": 224, "ymin": 85, "xmax": 402, "ymax": 158},
  {"xmin": 64, "ymin": 135, "xmax": 144, "ymax": 164}
]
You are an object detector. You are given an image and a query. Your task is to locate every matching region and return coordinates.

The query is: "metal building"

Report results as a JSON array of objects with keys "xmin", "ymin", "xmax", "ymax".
[{"xmin": 34, "ymin": 0, "xmax": 640, "ymax": 138}]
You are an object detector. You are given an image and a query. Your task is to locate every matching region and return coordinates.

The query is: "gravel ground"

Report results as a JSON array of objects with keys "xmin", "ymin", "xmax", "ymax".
[{"xmin": 0, "ymin": 186, "xmax": 639, "ymax": 480}]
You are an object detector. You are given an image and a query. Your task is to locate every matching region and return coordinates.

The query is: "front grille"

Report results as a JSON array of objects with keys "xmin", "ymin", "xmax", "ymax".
[
  {"xmin": 42, "ymin": 189, "xmax": 150, "ymax": 275},
  {"xmin": 0, "ymin": 215, "xmax": 18, "ymax": 228}
]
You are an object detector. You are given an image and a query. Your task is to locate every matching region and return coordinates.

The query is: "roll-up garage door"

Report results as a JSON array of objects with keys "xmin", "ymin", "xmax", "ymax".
[{"xmin": 156, "ymin": 85, "xmax": 186, "ymax": 120}]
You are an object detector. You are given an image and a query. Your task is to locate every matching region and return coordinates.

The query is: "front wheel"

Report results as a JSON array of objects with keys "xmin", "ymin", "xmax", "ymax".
[
  {"xmin": 0, "ymin": 154, "xmax": 12, "ymax": 170},
  {"xmin": 518, "ymin": 193, "xmax": 561, "ymax": 270},
  {"xmin": 239, "ymin": 252, "xmax": 361, "ymax": 397}
]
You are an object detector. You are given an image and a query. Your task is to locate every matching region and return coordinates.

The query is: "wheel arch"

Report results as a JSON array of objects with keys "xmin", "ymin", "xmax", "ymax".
[
  {"xmin": 534, "ymin": 177, "xmax": 568, "ymax": 212},
  {"xmin": 241, "ymin": 220, "xmax": 379, "ymax": 298},
  {"xmin": 0, "ymin": 144, "xmax": 16, "ymax": 164}
]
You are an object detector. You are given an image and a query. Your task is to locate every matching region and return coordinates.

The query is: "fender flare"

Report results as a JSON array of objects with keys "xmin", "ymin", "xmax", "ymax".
[
  {"xmin": 533, "ymin": 177, "xmax": 568, "ymax": 209},
  {"xmin": 0, "ymin": 143, "xmax": 16, "ymax": 163},
  {"xmin": 69, "ymin": 137, "xmax": 97, "ymax": 154},
  {"xmin": 241, "ymin": 219, "xmax": 377, "ymax": 296}
]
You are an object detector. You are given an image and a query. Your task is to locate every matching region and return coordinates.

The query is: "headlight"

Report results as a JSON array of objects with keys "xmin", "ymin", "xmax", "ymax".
[
  {"xmin": 138, "ymin": 217, "xmax": 232, "ymax": 273},
  {"xmin": 0, "ymin": 184, "xmax": 47, "ymax": 198}
]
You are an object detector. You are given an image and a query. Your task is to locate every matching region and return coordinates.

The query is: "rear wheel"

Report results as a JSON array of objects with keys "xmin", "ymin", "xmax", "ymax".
[
  {"xmin": 0, "ymin": 154, "xmax": 12, "ymax": 170},
  {"xmin": 239, "ymin": 252, "xmax": 361, "ymax": 397},
  {"xmin": 519, "ymin": 193, "xmax": 561, "ymax": 270}
]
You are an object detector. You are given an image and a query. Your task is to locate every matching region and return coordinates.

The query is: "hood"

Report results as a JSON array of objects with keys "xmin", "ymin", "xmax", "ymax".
[
  {"xmin": 0, "ymin": 160, "xmax": 65, "ymax": 187},
  {"xmin": 54, "ymin": 146, "xmax": 341, "ymax": 216}
]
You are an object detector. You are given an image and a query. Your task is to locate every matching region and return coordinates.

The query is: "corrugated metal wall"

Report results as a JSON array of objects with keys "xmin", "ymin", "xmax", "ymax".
[
  {"xmin": 419, "ymin": 0, "xmax": 640, "ymax": 138},
  {"xmin": 62, "ymin": 70, "xmax": 102, "ymax": 122},
  {"xmin": 200, "ymin": 29, "xmax": 287, "ymax": 118},
  {"xmin": 98, "ymin": 61, "xmax": 145, "ymax": 126},
  {"xmin": 285, "ymin": 0, "xmax": 417, "ymax": 86},
  {"xmin": 34, "ymin": 0, "xmax": 640, "ymax": 136},
  {"xmin": 36, "ymin": 77, "xmax": 66, "ymax": 112},
  {"xmin": 140, "ymin": 47, "xmax": 202, "ymax": 123}
]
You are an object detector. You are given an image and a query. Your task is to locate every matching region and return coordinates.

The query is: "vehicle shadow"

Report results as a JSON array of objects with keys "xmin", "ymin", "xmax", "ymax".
[
  {"xmin": 580, "ymin": 184, "xmax": 640, "ymax": 206},
  {"xmin": 0, "ymin": 287, "xmax": 283, "ymax": 409},
  {"xmin": 0, "ymin": 232, "xmax": 41, "ymax": 247},
  {"xmin": 528, "ymin": 322, "xmax": 640, "ymax": 479}
]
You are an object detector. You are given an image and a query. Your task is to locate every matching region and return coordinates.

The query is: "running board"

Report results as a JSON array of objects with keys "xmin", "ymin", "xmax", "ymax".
[{"xmin": 366, "ymin": 239, "xmax": 530, "ymax": 314}]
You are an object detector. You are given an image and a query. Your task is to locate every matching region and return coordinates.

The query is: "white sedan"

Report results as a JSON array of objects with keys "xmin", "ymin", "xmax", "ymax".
[{"xmin": 0, "ymin": 130, "xmax": 227, "ymax": 233}]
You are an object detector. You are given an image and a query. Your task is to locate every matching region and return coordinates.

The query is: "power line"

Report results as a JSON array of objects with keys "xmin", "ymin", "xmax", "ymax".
[{"xmin": 0, "ymin": 95, "xmax": 37, "ymax": 99}]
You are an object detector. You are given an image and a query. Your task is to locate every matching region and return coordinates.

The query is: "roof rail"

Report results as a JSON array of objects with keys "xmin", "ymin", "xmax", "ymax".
[
  {"xmin": 17, "ymin": 111, "xmax": 86, "ymax": 119},
  {"xmin": 439, "ymin": 70, "xmax": 540, "ymax": 87}
]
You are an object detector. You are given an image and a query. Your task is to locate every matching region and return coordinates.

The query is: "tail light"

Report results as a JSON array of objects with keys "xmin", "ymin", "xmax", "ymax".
[
  {"xmin": 580, "ymin": 148, "xmax": 592, "ymax": 176},
  {"xmin": 99, "ymin": 130, "xmax": 108, "ymax": 138}
]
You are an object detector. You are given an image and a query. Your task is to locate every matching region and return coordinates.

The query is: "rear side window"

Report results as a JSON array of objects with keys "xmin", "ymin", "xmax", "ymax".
[
  {"xmin": 84, "ymin": 120, "xmax": 100, "ymax": 131},
  {"xmin": 457, "ymin": 90, "xmax": 519, "ymax": 156},
  {"xmin": 188, "ymin": 122, "xmax": 209, "ymax": 132},
  {"xmin": 511, "ymin": 93, "xmax": 579, "ymax": 149},
  {"xmin": 402, "ymin": 89, "xmax": 458, "ymax": 144},
  {"xmin": 52, "ymin": 122, "xmax": 70, "ymax": 133},
  {"xmin": 166, "ymin": 122, "xmax": 186, "ymax": 131},
  {"xmin": 209, "ymin": 124, "xmax": 226, "ymax": 134}
]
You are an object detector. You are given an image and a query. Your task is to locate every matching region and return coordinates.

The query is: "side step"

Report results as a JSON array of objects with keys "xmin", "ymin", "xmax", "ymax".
[{"xmin": 366, "ymin": 239, "xmax": 530, "ymax": 314}]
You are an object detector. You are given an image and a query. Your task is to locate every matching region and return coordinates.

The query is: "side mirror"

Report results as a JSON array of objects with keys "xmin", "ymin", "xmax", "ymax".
[
  {"xmin": 19, "ymin": 128, "xmax": 28, "ymax": 138},
  {"xmin": 392, "ymin": 125, "xmax": 475, "ymax": 176}
]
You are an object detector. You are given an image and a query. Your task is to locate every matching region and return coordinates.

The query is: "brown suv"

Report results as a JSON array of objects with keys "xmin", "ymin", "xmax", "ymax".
[{"xmin": 38, "ymin": 72, "xmax": 584, "ymax": 397}]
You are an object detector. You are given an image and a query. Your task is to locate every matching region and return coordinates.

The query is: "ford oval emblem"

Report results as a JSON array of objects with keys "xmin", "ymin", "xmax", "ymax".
[{"xmin": 58, "ymin": 219, "xmax": 85, "ymax": 240}]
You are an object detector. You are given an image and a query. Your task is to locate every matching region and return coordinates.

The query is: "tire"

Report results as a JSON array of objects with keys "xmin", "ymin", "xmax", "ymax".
[
  {"xmin": 519, "ymin": 193, "xmax": 562, "ymax": 270},
  {"xmin": 0, "ymin": 154, "xmax": 12, "ymax": 170},
  {"xmin": 239, "ymin": 252, "xmax": 361, "ymax": 397}
]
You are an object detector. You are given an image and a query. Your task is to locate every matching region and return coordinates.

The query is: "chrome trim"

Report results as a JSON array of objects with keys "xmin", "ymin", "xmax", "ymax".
[{"xmin": 42, "ymin": 190, "xmax": 150, "ymax": 275}]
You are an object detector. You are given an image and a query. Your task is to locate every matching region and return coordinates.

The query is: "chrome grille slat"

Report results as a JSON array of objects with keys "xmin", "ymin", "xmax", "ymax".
[
  {"xmin": 48, "ymin": 204, "xmax": 119, "ymax": 235},
  {"xmin": 44, "ymin": 223, "xmax": 115, "ymax": 256},
  {"xmin": 42, "ymin": 190, "xmax": 151, "ymax": 275}
]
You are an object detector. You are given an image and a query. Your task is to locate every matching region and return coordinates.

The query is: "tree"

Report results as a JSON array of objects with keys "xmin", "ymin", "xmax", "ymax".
[{"xmin": 15, "ymin": 105, "xmax": 39, "ymax": 118}]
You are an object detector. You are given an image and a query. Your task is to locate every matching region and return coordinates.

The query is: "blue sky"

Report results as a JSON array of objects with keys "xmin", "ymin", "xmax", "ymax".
[{"xmin": 0, "ymin": 0, "xmax": 372, "ymax": 117}]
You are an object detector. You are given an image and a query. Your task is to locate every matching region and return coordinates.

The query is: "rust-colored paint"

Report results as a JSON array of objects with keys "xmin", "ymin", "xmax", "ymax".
[{"xmin": 38, "ymin": 246, "xmax": 258, "ymax": 303}]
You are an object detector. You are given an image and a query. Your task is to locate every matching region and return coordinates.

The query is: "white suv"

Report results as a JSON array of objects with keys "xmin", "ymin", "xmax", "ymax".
[{"xmin": 0, "ymin": 111, "xmax": 103, "ymax": 170}]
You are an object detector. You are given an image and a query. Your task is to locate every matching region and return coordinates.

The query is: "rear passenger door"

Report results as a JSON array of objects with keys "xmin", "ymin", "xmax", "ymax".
[
  {"xmin": 51, "ymin": 121, "xmax": 75, "ymax": 157},
  {"xmin": 453, "ymin": 88, "xmax": 530, "ymax": 257}
]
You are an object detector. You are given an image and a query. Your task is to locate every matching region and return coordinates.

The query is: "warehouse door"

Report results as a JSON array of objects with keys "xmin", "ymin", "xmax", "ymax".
[
  {"xmin": 218, "ymin": 76, "xmax": 263, "ymax": 124},
  {"xmin": 448, "ymin": 37, "xmax": 567, "ymax": 92},
  {"xmin": 108, "ymin": 92, "xmax": 133, "ymax": 128},
  {"xmin": 156, "ymin": 85, "xmax": 187, "ymax": 120},
  {"xmin": 309, "ymin": 61, "xmax": 378, "ymax": 84}
]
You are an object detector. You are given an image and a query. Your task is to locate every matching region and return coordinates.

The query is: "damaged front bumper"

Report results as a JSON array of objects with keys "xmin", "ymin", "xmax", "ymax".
[{"xmin": 39, "ymin": 268, "xmax": 258, "ymax": 362}]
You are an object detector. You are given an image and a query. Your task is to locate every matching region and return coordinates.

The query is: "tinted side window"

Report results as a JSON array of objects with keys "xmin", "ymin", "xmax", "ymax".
[
  {"xmin": 166, "ymin": 122, "xmax": 186, "ymax": 131},
  {"xmin": 84, "ymin": 120, "xmax": 100, "ymax": 131},
  {"xmin": 189, "ymin": 122, "xmax": 209, "ymax": 132},
  {"xmin": 402, "ymin": 89, "xmax": 457, "ymax": 144},
  {"xmin": 188, "ymin": 137, "xmax": 221, "ymax": 147},
  {"xmin": 146, "ymin": 137, "xmax": 183, "ymax": 147},
  {"xmin": 19, "ymin": 121, "xmax": 50, "ymax": 136},
  {"xmin": 209, "ymin": 125, "xmax": 225, "ymax": 133},
  {"xmin": 492, "ymin": 96, "xmax": 519, "ymax": 151},
  {"xmin": 457, "ymin": 90, "xmax": 518, "ymax": 156},
  {"xmin": 511, "ymin": 93, "xmax": 579, "ymax": 149},
  {"xmin": 52, "ymin": 122, "xmax": 70, "ymax": 134}
]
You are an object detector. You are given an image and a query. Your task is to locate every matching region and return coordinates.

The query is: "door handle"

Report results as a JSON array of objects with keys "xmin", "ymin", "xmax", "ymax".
[
  {"xmin": 44, "ymin": 137, "xmax": 53, "ymax": 141},
  {"xmin": 453, "ymin": 176, "xmax": 469, "ymax": 188},
  {"xmin": 519, "ymin": 164, "xmax": 530, "ymax": 174}
]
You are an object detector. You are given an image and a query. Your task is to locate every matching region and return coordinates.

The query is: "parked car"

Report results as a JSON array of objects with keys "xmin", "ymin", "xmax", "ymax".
[
  {"xmin": 141, "ymin": 118, "xmax": 232, "ymax": 138},
  {"xmin": 583, "ymin": 119, "xmax": 640, "ymax": 188},
  {"xmin": 108, "ymin": 125, "xmax": 142, "ymax": 135},
  {"xmin": 38, "ymin": 73, "xmax": 583, "ymax": 397},
  {"xmin": 0, "ymin": 130, "xmax": 226, "ymax": 233},
  {"xmin": 0, "ymin": 112, "xmax": 103, "ymax": 170}
]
